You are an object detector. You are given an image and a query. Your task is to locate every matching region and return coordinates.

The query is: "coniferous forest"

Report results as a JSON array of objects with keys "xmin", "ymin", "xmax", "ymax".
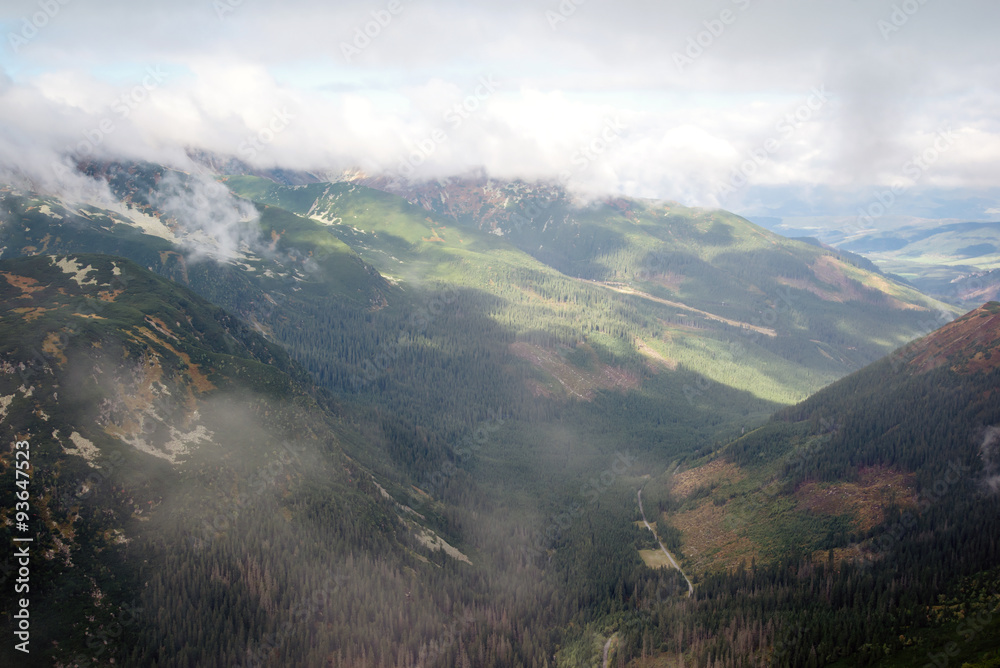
[{"xmin": 0, "ymin": 162, "xmax": 998, "ymax": 668}]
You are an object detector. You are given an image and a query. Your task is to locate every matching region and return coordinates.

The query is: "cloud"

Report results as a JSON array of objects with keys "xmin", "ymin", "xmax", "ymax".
[
  {"xmin": 151, "ymin": 172, "xmax": 261, "ymax": 261},
  {"xmin": 0, "ymin": 0, "xmax": 998, "ymax": 215},
  {"xmin": 980, "ymin": 425, "xmax": 1000, "ymax": 496}
]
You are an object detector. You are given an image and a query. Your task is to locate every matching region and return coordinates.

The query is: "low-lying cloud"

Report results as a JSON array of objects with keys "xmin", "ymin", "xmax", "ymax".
[
  {"xmin": 152, "ymin": 172, "xmax": 261, "ymax": 261},
  {"xmin": 980, "ymin": 426, "xmax": 1000, "ymax": 496}
]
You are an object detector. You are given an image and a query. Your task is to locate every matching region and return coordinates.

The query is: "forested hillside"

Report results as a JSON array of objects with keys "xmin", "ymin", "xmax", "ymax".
[
  {"xmin": 0, "ymin": 166, "xmax": 994, "ymax": 667},
  {"xmin": 221, "ymin": 172, "xmax": 958, "ymax": 403},
  {"xmin": 627, "ymin": 303, "xmax": 1000, "ymax": 666},
  {"xmin": 0, "ymin": 255, "xmax": 564, "ymax": 666}
]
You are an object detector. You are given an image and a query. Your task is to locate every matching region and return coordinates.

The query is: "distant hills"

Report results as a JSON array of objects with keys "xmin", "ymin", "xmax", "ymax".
[{"xmin": 753, "ymin": 214, "xmax": 1000, "ymax": 306}]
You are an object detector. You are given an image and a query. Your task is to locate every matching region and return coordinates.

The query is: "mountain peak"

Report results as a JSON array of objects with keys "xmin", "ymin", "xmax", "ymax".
[{"xmin": 908, "ymin": 301, "xmax": 1000, "ymax": 373}]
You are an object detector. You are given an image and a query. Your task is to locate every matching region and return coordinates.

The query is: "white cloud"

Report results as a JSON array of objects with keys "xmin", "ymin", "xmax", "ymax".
[
  {"xmin": 152, "ymin": 172, "xmax": 261, "ymax": 261},
  {"xmin": 0, "ymin": 0, "xmax": 998, "ymax": 214}
]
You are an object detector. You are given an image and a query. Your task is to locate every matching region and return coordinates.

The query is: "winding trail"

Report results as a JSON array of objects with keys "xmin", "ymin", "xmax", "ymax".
[
  {"xmin": 602, "ymin": 636, "xmax": 613, "ymax": 668},
  {"xmin": 638, "ymin": 488, "xmax": 694, "ymax": 597}
]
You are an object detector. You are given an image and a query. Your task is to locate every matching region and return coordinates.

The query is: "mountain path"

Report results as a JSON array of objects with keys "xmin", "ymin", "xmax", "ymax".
[
  {"xmin": 582, "ymin": 279, "xmax": 777, "ymax": 337},
  {"xmin": 638, "ymin": 488, "xmax": 694, "ymax": 597}
]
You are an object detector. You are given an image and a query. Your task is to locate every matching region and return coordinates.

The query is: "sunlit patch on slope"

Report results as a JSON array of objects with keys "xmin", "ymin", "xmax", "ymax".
[{"xmin": 510, "ymin": 341, "xmax": 639, "ymax": 400}]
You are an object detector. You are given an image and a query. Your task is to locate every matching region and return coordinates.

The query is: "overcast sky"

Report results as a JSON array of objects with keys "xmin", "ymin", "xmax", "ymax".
[{"xmin": 1, "ymin": 0, "xmax": 998, "ymax": 219}]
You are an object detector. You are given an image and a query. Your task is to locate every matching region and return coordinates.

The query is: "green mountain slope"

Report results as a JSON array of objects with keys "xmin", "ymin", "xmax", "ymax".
[
  {"xmin": 838, "ymin": 220, "xmax": 1000, "ymax": 270},
  {"xmin": 1, "ymin": 172, "xmax": 779, "ymax": 592},
  {"xmin": 0, "ymin": 167, "xmax": 802, "ymax": 490},
  {"xmin": 377, "ymin": 176, "xmax": 950, "ymax": 312},
  {"xmin": 0, "ymin": 164, "xmax": 987, "ymax": 668},
  {"xmin": 817, "ymin": 219, "xmax": 1000, "ymax": 305},
  {"xmin": 223, "ymin": 174, "xmax": 960, "ymax": 406},
  {"xmin": 0, "ymin": 254, "xmax": 554, "ymax": 667},
  {"xmin": 2, "ymin": 166, "xmax": 960, "ymax": 419},
  {"xmin": 630, "ymin": 302, "xmax": 1000, "ymax": 666}
]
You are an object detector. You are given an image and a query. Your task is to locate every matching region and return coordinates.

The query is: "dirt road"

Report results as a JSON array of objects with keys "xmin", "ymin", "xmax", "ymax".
[{"xmin": 637, "ymin": 488, "xmax": 694, "ymax": 596}]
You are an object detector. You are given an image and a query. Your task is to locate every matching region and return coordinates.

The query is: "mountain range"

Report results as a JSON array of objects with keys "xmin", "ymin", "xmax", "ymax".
[
  {"xmin": 1, "ymin": 163, "xmax": 997, "ymax": 667},
  {"xmin": 753, "ymin": 215, "xmax": 1000, "ymax": 307}
]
